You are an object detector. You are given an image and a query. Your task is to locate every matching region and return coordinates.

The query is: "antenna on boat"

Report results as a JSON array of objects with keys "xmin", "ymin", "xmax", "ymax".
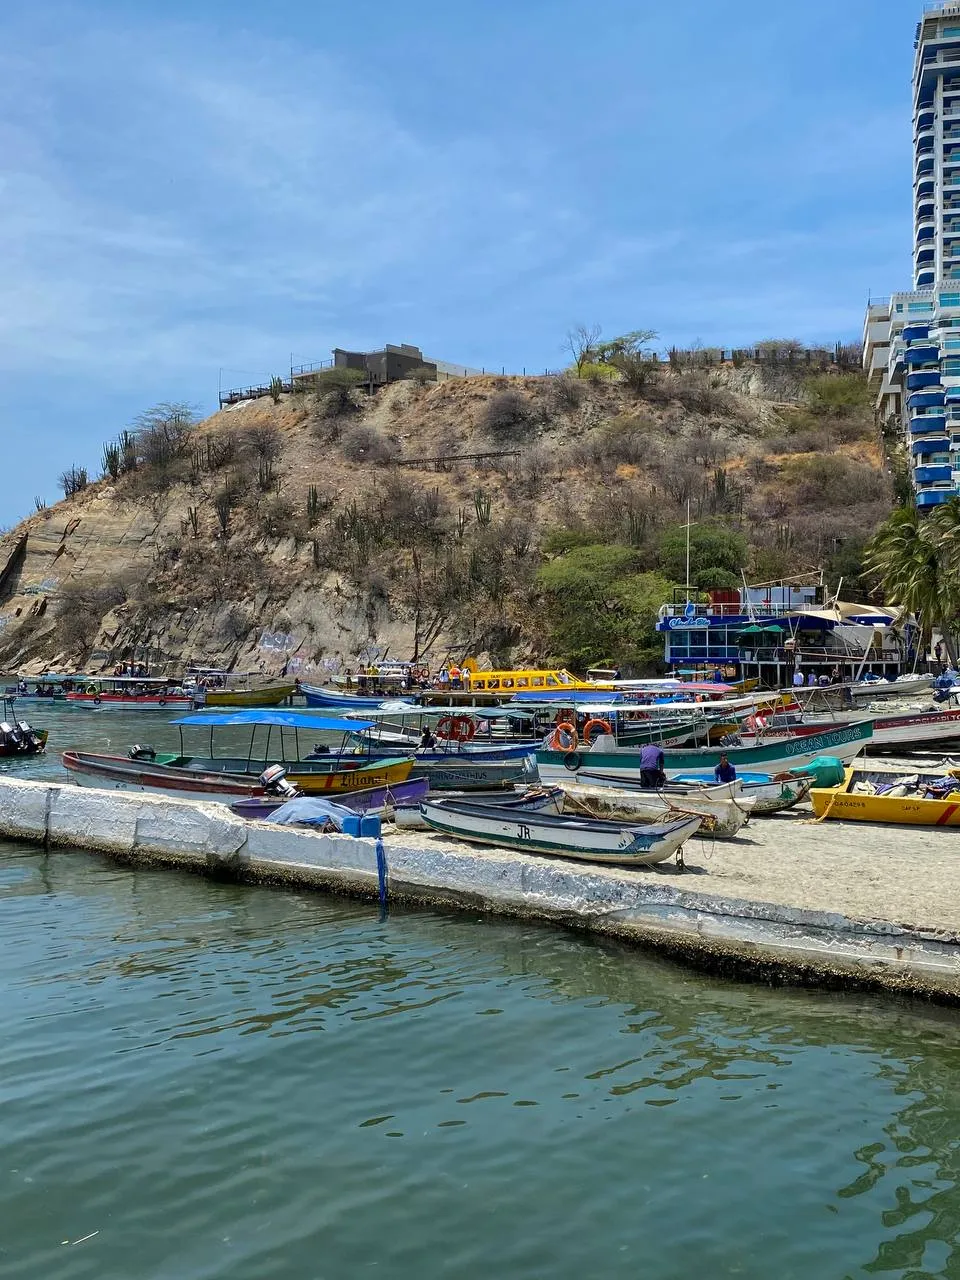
[{"xmin": 685, "ymin": 499, "xmax": 692, "ymax": 601}]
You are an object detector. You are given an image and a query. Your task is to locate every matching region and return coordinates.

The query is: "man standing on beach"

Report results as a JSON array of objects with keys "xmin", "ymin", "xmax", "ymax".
[{"xmin": 639, "ymin": 743, "xmax": 666, "ymax": 789}]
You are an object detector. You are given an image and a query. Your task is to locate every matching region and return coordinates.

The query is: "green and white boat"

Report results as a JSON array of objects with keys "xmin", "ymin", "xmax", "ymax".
[{"xmin": 536, "ymin": 719, "xmax": 874, "ymax": 785}]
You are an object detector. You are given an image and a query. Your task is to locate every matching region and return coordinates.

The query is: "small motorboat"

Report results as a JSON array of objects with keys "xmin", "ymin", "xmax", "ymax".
[
  {"xmin": 811, "ymin": 766, "xmax": 960, "ymax": 826},
  {"xmin": 670, "ymin": 771, "xmax": 814, "ymax": 814},
  {"xmin": 556, "ymin": 778, "xmax": 753, "ymax": 838},
  {"xmin": 230, "ymin": 776, "xmax": 430, "ymax": 821},
  {"xmin": 0, "ymin": 698, "xmax": 48, "ymax": 757},
  {"xmin": 419, "ymin": 796, "xmax": 701, "ymax": 866}
]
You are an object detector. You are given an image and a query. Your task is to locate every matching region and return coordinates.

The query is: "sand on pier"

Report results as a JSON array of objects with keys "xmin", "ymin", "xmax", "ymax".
[{"xmin": 403, "ymin": 810, "xmax": 960, "ymax": 936}]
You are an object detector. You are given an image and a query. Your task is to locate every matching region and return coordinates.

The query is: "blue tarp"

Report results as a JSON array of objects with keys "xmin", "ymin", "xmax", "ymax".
[
  {"xmin": 171, "ymin": 710, "xmax": 375, "ymax": 731},
  {"xmin": 266, "ymin": 797, "xmax": 355, "ymax": 826}
]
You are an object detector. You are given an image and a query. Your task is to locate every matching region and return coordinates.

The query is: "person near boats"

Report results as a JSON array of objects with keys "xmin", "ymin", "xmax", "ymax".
[
  {"xmin": 639, "ymin": 743, "xmax": 666, "ymax": 789},
  {"xmin": 792, "ymin": 670, "xmax": 804, "ymax": 688},
  {"xmin": 714, "ymin": 753, "xmax": 737, "ymax": 784},
  {"xmin": 419, "ymin": 725, "xmax": 436, "ymax": 750},
  {"xmin": 807, "ymin": 672, "xmax": 817, "ymax": 686}
]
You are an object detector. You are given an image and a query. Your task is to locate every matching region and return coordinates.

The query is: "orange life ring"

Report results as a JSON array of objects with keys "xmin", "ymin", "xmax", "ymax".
[
  {"xmin": 548, "ymin": 722, "xmax": 578, "ymax": 752},
  {"xmin": 437, "ymin": 715, "xmax": 476, "ymax": 743},
  {"xmin": 581, "ymin": 717, "xmax": 612, "ymax": 745}
]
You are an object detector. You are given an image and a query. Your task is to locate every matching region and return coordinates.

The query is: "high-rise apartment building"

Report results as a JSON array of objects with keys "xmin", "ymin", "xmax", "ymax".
[{"xmin": 863, "ymin": 2, "xmax": 960, "ymax": 507}]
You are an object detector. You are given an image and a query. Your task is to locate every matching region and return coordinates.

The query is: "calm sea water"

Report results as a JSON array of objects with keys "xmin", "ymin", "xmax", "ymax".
[{"xmin": 2, "ymin": 705, "xmax": 960, "ymax": 1278}]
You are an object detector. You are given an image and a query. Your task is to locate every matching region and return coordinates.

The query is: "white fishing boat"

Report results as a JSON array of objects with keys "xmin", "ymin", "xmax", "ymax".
[
  {"xmin": 419, "ymin": 797, "xmax": 702, "ymax": 866},
  {"xmin": 850, "ymin": 674, "xmax": 933, "ymax": 701},
  {"xmin": 669, "ymin": 771, "xmax": 814, "ymax": 814},
  {"xmin": 556, "ymin": 778, "xmax": 753, "ymax": 838}
]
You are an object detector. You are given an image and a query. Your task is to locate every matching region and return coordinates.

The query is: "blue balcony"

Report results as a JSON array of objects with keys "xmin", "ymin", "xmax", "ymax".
[
  {"xmin": 918, "ymin": 270, "xmax": 937, "ymax": 286},
  {"xmin": 906, "ymin": 345, "xmax": 941, "ymax": 365},
  {"xmin": 911, "ymin": 413, "xmax": 947, "ymax": 434},
  {"xmin": 917, "ymin": 155, "xmax": 936, "ymax": 176},
  {"xmin": 917, "ymin": 489, "xmax": 954, "ymax": 507},
  {"xmin": 915, "ymin": 465, "xmax": 953, "ymax": 485},
  {"xmin": 907, "ymin": 369, "xmax": 943, "ymax": 390},
  {"xmin": 917, "ymin": 223, "xmax": 936, "ymax": 241},
  {"xmin": 917, "ymin": 108, "xmax": 935, "ymax": 129},
  {"xmin": 917, "ymin": 249, "xmax": 936, "ymax": 268},
  {"xmin": 913, "ymin": 436, "xmax": 949, "ymax": 455},
  {"xmin": 903, "ymin": 324, "xmax": 931, "ymax": 342},
  {"xmin": 908, "ymin": 389, "xmax": 947, "ymax": 409}
]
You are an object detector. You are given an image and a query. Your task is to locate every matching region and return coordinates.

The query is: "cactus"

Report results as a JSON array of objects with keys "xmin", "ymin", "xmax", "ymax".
[{"xmin": 474, "ymin": 488, "xmax": 492, "ymax": 527}]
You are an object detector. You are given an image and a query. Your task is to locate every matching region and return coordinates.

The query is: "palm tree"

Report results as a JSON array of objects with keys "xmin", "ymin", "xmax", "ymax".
[{"xmin": 864, "ymin": 506, "xmax": 959, "ymax": 663}]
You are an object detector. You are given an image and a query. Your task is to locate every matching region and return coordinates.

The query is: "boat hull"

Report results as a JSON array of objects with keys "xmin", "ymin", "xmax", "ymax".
[
  {"xmin": 811, "ymin": 768, "xmax": 960, "ymax": 826},
  {"xmin": 203, "ymin": 684, "xmax": 295, "ymax": 708},
  {"xmin": 670, "ymin": 771, "xmax": 814, "ymax": 814},
  {"xmin": 300, "ymin": 683, "xmax": 406, "ymax": 710},
  {"xmin": 62, "ymin": 750, "xmax": 414, "ymax": 801},
  {"xmin": 419, "ymin": 799, "xmax": 702, "ymax": 866},
  {"xmin": 557, "ymin": 780, "xmax": 751, "ymax": 838},
  {"xmin": 65, "ymin": 694, "xmax": 194, "ymax": 711},
  {"xmin": 231, "ymin": 776, "xmax": 430, "ymax": 820},
  {"xmin": 536, "ymin": 720, "xmax": 873, "ymax": 785}
]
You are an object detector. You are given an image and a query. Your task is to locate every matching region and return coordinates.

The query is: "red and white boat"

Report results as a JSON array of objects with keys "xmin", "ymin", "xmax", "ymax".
[
  {"xmin": 742, "ymin": 705, "xmax": 960, "ymax": 752},
  {"xmin": 65, "ymin": 676, "xmax": 194, "ymax": 712}
]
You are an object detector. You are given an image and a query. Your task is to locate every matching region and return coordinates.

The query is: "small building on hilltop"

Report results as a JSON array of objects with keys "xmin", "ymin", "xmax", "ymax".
[{"xmin": 293, "ymin": 343, "xmax": 437, "ymax": 390}]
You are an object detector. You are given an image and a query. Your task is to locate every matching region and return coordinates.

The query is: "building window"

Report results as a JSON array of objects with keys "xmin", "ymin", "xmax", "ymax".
[
  {"xmin": 909, "ymin": 302, "xmax": 935, "ymax": 312},
  {"xmin": 944, "ymin": 293, "xmax": 960, "ymax": 307}
]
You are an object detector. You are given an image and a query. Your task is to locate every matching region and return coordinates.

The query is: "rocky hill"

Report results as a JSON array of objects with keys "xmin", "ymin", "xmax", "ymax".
[{"xmin": 0, "ymin": 360, "xmax": 893, "ymax": 679}]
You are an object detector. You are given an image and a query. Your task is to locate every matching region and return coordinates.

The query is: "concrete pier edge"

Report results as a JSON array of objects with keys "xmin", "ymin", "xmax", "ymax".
[{"xmin": 1, "ymin": 777, "xmax": 958, "ymax": 1005}]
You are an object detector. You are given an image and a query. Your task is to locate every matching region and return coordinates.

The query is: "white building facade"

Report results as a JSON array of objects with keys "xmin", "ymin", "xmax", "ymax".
[{"xmin": 864, "ymin": 3, "xmax": 960, "ymax": 507}]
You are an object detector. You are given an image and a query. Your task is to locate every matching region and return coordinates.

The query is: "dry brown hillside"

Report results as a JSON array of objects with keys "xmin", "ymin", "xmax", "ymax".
[{"xmin": 0, "ymin": 362, "xmax": 894, "ymax": 678}]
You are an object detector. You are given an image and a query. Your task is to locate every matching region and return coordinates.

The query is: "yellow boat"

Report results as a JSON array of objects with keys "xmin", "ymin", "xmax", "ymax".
[
  {"xmin": 810, "ymin": 766, "xmax": 960, "ymax": 827},
  {"xmin": 203, "ymin": 682, "xmax": 296, "ymax": 708},
  {"xmin": 286, "ymin": 755, "xmax": 413, "ymax": 795}
]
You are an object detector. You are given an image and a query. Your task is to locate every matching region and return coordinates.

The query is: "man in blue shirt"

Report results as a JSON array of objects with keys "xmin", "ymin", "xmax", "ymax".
[
  {"xmin": 639, "ymin": 743, "xmax": 666, "ymax": 789},
  {"xmin": 714, "ymin": 753, "xmax": 737, "ymax": 783}
]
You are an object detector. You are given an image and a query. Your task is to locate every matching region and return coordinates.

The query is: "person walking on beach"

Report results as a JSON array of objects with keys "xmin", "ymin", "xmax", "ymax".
[
  {"xmin": 639, "ymin": 743, "xmax": 666, "ymax": 789},
  {"xmin": 714, "ymin": 752, "xmax": 737, "ymax": 784}
]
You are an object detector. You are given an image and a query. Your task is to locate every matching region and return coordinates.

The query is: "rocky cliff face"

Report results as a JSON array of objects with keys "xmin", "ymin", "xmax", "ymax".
[{"xmin": 0, "ymin": 364, "xmax": 891, "ymax": 678}]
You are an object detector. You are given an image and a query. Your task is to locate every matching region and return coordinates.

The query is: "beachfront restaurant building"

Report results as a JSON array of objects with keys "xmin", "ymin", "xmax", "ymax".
[{"xmin": 656, "ymin": 585, "xmax": 916, "ymax": 686}]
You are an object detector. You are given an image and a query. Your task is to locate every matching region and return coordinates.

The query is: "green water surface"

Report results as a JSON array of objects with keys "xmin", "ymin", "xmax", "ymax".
[{"xmin": 1, "ymin": 704, "xmax": 960, "ymax": 1278}]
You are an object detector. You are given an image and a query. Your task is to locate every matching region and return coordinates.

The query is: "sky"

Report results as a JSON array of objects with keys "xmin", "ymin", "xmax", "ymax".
[{"xmin": 0, "ymin": 0, "xmax": 919, "ymax": 522}]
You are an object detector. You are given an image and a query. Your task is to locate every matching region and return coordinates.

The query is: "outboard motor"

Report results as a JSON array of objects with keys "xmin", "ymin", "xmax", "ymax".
[
  {"xmin": 259, "ymin": 764, "xmax": 300, "ymax": 799},
  {"xmin": 128, "ymin": 744, "xmax": 157, "ymax": 761},
  {"xmin": 0, "ymin": 721, "xmax": 15, "ymax": 748}
]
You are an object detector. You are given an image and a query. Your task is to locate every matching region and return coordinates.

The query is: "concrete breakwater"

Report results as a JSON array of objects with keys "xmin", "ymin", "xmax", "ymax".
[{"xmin": 1, "ymin": 776, "xmax": 958, "ymax": 1003}]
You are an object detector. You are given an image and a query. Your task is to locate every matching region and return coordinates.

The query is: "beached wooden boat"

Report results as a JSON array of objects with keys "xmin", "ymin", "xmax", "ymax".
[
  {"xmin": 536, "ymin": 719, "xmax": 873, "ymax": 785},
  {"xmin": 740, "ymin": 706, "xmax": 960, "ymax": 751},
  {"xmin": 419, "ymin": 796, "xmax": 702, "ymax": 866},
  {"xmin": 556, "ymin": 778, "xmax": 752, "ymax": 838},
  {"xmin": 810, "ymin": 766, "xmax": 960, "ymax": 826},
  {"xmin": 669, "ymin": 771, "xmax": 814, "ymax": 814},
  {"xmin": 850, "ymin": 674, "xmax": 934, "ymax": 702},
  {"xmin": 203, "ymin": 682, "xmax": 296, "ymax": 708},
  {"xmin": 0, "ymin": 698, "xmax": 47, "ymax": 757}
]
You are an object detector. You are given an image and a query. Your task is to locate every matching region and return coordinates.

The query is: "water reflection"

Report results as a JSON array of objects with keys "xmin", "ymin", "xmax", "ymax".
[{"xmin": 3, "ymin": 838, "xmax": 960, "ymax": 1279}]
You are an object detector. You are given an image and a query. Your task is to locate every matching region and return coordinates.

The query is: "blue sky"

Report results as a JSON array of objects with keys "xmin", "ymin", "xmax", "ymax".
[{"xmin": 0, "ymin": 0, "xmax": 917, "ymax": 522}]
